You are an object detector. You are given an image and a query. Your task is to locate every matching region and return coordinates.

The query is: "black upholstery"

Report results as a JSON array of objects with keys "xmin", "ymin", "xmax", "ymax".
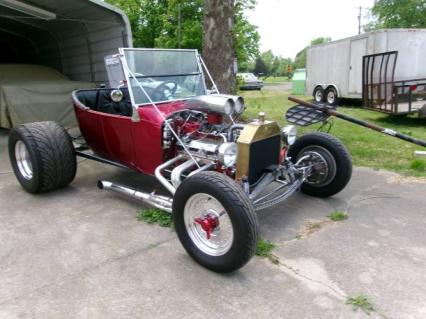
[{"xmin": 75, "ymin": 88, "xmax": 132, "ymax": 116}]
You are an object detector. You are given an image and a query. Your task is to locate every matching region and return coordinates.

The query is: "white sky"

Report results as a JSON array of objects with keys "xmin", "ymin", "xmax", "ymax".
[{"xmin": 247, "ymin": 0, "xmax": 375, "ymax": 59}]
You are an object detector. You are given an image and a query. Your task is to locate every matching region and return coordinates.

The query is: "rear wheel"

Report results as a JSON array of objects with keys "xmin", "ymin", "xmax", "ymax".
[
  {"xmin": 313, "ymin": 86, "xmax": 325, "ymax": 103},
  {"xmin": 288, "ymin": 132, "xmax": 352, "ymax": 197},
  {"xmin": 8, "ymin": 121, "xmax": 76, "ymax": 193},
  {"xmin": 173, "ymin": 171, "xmax": 259, "ymax": 273},
  {"xmin": 325, "ymin": 87, "xmax": 338, "ymax": 106}
]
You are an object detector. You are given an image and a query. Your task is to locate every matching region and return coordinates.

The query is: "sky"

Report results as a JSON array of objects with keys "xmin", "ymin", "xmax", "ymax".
[{"xmin": 247, "ymin": 0, "xmax": 375, "ymax": 59}]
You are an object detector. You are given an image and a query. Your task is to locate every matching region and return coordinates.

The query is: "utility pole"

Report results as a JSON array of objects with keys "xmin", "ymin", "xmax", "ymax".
[{"xmin": 358, "ymin": 6, "xmax": 362, "ymax": 34}]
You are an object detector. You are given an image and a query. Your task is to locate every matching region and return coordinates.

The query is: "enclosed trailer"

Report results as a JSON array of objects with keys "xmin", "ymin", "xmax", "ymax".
[
  {"xmin": 0, "ymin": 0, "xmax": 132, "ymax": 128},
  {"xmin": 306, "ymin": 29, "xmax": 426, "ymax": 114}
]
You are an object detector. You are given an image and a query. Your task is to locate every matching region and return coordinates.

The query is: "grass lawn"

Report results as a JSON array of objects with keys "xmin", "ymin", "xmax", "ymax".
[
  {"xmin": 262, "ymin": 76, "xmax": 290, "ymax": 84},
  {"xmin": 240, "ymin": 90, "xmax": 426, "ymax": 177}
]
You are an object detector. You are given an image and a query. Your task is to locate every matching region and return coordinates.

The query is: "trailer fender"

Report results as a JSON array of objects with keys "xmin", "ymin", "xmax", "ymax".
[{"xmin": 325, "ymin": 84, "xmax": 340, "ymax": 97}]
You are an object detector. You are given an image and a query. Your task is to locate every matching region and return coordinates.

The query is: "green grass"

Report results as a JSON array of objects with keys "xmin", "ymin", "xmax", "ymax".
[
  {"xmin": 328, "ymin": 211, "xmax": 348, "ymax": 221},
  {"xmin": 136, "ymin": 208, "xmax": 173, "ymax": 228},
  {"xmin": 263, "ymin": 76, "xmax": 290, "ymax": 84},
  {"xmin": 256, "ymin": 238, "xmax": 279, "ymax": 264},
  {"xmin": 240, "ymin": 90, "xmax": 426, "ymax": 177},
  {"xmin": 346, "ymin": 295, "xmax": 375, "ymax": 315}
]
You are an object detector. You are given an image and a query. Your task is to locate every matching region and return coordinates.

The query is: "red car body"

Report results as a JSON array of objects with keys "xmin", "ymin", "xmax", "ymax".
[{"xmin": 74, "ymin": 99, "xmax": 185, "ymax": 175}]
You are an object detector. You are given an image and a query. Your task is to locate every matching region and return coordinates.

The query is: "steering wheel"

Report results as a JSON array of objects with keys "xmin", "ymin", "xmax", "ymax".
[{"xmin": 152, "ymin": 81, "xmax": 178, "ymax": 101}]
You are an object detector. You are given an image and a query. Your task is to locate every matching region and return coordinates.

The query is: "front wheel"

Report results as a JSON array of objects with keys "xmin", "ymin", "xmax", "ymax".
[
  {"xmin": 173, "ymin": 171, "xmax": 259, "ymax": 273},
  {"xmin": 288, "ymin": 132, "xmax": 352, "ymax": 198}
]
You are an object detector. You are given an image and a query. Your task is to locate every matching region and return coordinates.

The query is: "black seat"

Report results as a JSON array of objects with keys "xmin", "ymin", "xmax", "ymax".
[
  {"xmin": 97, "ymin": 89, "xmax": 132, "ymax": 116},
  {"xmin": 75, "ymin": 90, "xmax": 99, "ymax": 110}
]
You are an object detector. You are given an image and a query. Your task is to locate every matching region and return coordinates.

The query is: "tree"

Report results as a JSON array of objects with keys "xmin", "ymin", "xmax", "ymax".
[
  {"xmin": 105, "ymin": 0, "xmax": 168, "ymax": 47},
  {"xmin": 155, "ymin": 0, "xmax": 204, "ymax": 49},
  {"xmin": 202, "ymin": 0, "xmax": 236, "ymax": 93},
  {"xmin": 294, "ymin": 37, "xmax": 331, "ymax": 68},
  {"xmin": 368, "ymin": 0, "xmax": 426, "ymax": 29},
  {"xmin": 106, "ymin": 0, "xmax": 259, "ymax": 67},
  {"xmin": 253, "ymin": 57, "xmax": 268, "ymax": 76}
]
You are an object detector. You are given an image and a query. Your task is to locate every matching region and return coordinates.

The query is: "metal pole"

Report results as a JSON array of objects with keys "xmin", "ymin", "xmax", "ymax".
[
  {"xmin": 288, "ymin": 96, "xmax": 426, "ymax": 148},
  {"xmin": 358, "ymin": 6, "xmax": 362, "ymax": 34}
]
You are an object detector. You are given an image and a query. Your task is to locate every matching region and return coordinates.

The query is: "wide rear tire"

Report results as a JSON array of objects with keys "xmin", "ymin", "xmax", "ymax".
[
  {"xmin": 8, "ymin": 121, "xmax": 76, "ymax": 193},
  {"xmin": 173, "ymin": 171, "xmax": 259, "ymax": 273},
  {"xmin": 288, "ymin": 132, "xmax": 352, "ymax": 198}
]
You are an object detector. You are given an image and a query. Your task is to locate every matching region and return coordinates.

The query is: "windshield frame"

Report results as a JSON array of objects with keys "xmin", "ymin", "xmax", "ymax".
[{"xmin": 119, "ymin": 47, "xmax": 207, "ymax": 107}]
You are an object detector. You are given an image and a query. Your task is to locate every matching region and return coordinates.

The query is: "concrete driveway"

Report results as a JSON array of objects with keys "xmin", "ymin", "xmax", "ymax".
[{"xmin": 1, "ymin": 128, "xmax": 426, "ymax": 319}]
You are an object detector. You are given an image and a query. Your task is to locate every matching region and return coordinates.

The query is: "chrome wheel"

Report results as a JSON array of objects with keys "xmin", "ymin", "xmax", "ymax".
[
  {"xmin": 298, "ymin": 146, "xmax": 336, "ymax": 187},
  {"xmin": 15, "ymin": 141, "xmax": 33, "ymax": 180},
  {"xmin": 315, "ymin": 89, "xmax": 323, "ymax": 102},
  {"xmin": 184, "ymin": 193, "xmax": 233, "ymax": 256},
  {"xmin": 327, "ymin": 90, "xmax": 336, "ymax": 104}
]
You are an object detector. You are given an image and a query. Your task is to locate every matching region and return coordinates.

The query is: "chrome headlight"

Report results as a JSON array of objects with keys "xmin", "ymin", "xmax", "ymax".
[
  {"xmin": 110, "ymin": 89, "xmax": 124, "ymax": 102},
  {"xmin": 218, "ymin": 142, "xmax": 238, "ymax": 168},
  {"xmin": 281, "ymin": 125, "xmax": 297, "ymax": 145}
]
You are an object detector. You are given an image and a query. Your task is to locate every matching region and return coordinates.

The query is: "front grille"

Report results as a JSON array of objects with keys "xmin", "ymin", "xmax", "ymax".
[{"xmin": 248, "ymin": 135, "xmax": 281, "ymax": 184}]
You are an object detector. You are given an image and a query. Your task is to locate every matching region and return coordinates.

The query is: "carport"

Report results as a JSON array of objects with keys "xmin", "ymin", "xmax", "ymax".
[
  {"xmin": 0, "ymin": 0, "xmax": 132, "ymax": 128},
  {"xmin": 0, "ymin": 0, "xmax": 132, "ymax": 84}
]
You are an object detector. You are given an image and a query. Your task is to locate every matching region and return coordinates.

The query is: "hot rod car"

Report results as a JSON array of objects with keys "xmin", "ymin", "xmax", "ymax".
[{"xmin": 8, "ymin": 48, "xmax": 352, "ymax": 273}]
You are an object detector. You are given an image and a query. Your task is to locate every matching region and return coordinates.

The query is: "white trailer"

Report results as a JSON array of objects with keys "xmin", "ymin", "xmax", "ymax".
[{"xmin": 306, "ymin": 29, "xmax": 426, "ymax": 114}]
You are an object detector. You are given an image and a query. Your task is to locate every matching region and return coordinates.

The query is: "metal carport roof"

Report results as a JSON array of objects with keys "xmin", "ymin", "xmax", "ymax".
[{"xmin": 0, "ymin": 0, "xmax": 132, "ymax": 84}]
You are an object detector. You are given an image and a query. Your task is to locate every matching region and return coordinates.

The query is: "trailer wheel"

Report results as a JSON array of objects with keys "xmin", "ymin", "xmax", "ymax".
[
  {"xmin": 313, "ymin": 87, "xmax": 325, "ymax": 103},
  {"xmin": 173, "ymin": 171, "xmax": 259, "ymax": 273},
  {"xmin": 325, "ymin": 87, "xmax": 338, "ymax": 106},
  {"xmin": 288, "ymin": 132, "xmax": 352, "ymax": 198},
  {"xmin": 8, "ymin": 121, "xmax": 76, "ymax": 193}
]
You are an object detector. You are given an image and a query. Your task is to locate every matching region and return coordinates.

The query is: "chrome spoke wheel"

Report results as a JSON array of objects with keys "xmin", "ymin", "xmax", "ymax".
[
  {"xmin": 298, "ymin": 146, "xmax": 336, "ymax": 187},
  {"xmin": 184, "ymin": 193, "xmax": 233, "ymax": 256},
  {"xmin": 15, "ymin": 141, "xmax": 33, "ymax": 180}
]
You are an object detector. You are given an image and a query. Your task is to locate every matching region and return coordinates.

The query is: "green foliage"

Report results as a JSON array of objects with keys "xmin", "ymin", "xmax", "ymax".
[
  {"xmin": 255, "ymin": 239, "xmax": 276, "ymax": 257},
  {"xmin": 106, "ymin": 0, "xmax": 260, "ymax": 66},
  {"xmin": 368, "ymin": 0, "xmax": 426, "ymax": 29},
  {"xmin": 410, "ymin": 159, "xmax": 425, "ymax": 172},
  {"xmin": 328, "ymin": 211, "xmax": 348, "ymax": 221},
  {"xmin": 294, "ymin": 37, "xmax": 331, "ymax": 69},
  {"xmin": 346, "ymin": 295, "xmax": 375, "ymax": 315},
  {"xmin": 253, "ymin": 50, "xmax": 294, "ymax": 77},
  {"xmin": 136, "ymin": 208, "xmax": 173, "ymax": 227},
  {"xmin": 155, "ymin": 0, "xmax": 204, "ymax": 49}
]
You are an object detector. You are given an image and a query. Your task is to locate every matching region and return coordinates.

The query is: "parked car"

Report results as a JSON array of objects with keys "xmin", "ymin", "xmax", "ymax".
[
  {"xmin": 8, "ymin": 48, "xmax": 352, "ymax": 273},
  {"xmin": 238, "ymin": 72, "xmax": 264, "ymax": 90}
]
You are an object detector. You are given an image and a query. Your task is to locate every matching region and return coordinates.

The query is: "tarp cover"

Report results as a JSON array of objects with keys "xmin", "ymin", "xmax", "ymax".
[{"xmin": 0, "ymin": 64, "xmax": 94, "ymax": 128}]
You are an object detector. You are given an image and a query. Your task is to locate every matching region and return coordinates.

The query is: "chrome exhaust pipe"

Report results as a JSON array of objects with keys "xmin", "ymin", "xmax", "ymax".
[{"xmin": 98, "ymin": 181, "xmax": 173, "ymax": 213}]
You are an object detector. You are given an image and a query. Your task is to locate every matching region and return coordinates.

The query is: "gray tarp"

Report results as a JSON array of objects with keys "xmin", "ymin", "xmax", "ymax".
[{"xmin": 0, "ymin": 64, "xmax": 94, "ymax": 128}]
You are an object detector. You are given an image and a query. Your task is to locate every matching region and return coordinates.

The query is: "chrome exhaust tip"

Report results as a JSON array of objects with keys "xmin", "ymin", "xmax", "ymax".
[{"xmin": 97, "ymin": 180, "xmax": 173, "ymax": 213}]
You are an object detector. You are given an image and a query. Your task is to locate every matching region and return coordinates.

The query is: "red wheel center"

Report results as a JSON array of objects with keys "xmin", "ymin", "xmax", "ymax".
[{"xmin": 194, "ymin": 215, "xmax": 219, "ymax": 239}]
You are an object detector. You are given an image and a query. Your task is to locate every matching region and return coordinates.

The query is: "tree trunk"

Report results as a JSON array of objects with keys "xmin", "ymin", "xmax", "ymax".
[{"xmin": 202, "ymin": 0, "xmax": 236, "ymax": 94}]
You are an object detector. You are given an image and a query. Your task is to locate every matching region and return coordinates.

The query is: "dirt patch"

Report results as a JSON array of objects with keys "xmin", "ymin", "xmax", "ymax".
[
  {"xmin": 296, "ymin": 219, "xmax": 333, "ymax": 239},
  {"xmin": 387, "ymin": 175, "xmax": 426, "ymax": 184}
]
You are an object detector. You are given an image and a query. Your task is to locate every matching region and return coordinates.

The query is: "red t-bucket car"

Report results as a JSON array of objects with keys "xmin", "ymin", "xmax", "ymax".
[{"xmin": 8, "ymin": 48, "xmax": 352, "ymax": 272}]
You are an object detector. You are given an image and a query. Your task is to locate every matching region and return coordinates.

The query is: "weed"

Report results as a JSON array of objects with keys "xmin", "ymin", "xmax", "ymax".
[
  {"xmin": 256, "ymin": 238, "xmax": 280, "ymax": 264},
  {"xmin": 136, "ymin": 208, "xmax": 173, "ymax": 228},
  {"xmin": 328, "ymin": 210, "xmax": 348, "ymax": 221},
  {"xmin": 346, "ymin": 294, "xmax": 375, "ymax": 315}
]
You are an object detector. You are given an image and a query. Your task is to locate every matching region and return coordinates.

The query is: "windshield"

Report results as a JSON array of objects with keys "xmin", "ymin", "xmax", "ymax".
[{"xmin": 121, "ymin": 49, "xmax": 206, "ymax": 105}]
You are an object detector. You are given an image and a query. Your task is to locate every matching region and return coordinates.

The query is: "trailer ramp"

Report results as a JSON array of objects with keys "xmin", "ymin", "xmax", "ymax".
[{"xmin": 362, "ymin": 51, "xmax": 426, "ymax": 114}]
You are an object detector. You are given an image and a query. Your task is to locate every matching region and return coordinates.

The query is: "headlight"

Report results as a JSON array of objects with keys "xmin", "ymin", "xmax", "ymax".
[
  {"xmin": 281, "ymin": 125, "xmax": 297, "ymax": 145},
  {"xmin": 218, "ymin": 142, "xmax": 238, "ymax": 168}
]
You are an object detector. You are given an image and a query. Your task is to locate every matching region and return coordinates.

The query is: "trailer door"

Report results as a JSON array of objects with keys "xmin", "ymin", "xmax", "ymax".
[{"xmin": 348, "ymin": 37, "xmax": 368, "ymax": 95}]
